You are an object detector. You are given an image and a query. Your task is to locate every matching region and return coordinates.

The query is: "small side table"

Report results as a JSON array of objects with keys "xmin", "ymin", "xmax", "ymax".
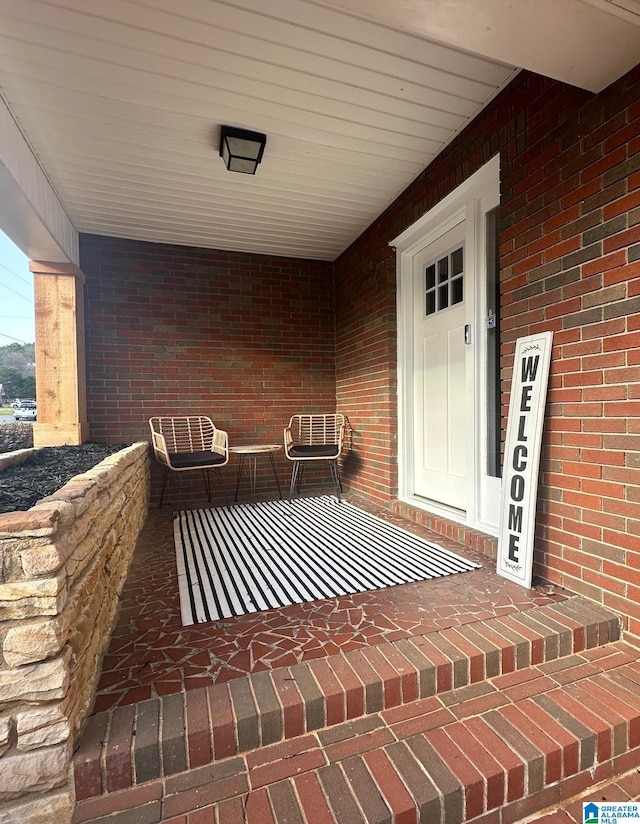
[{"xmin": 229, "ymin": 444, "xmax": 283, "ymax": 501}]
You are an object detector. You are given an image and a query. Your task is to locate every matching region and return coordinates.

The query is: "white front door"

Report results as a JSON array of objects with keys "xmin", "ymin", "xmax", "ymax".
[
  {"xmin": 412, "ymin": 222, "xmax": 467, "ymax": 510},
  {"xmin": 393, "ymin": 155, "xmax": 501, "ymax": 534}
]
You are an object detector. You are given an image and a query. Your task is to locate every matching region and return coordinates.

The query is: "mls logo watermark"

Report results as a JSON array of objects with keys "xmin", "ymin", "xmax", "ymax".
[{"xmin": 584, "ymin": 801, "xmax": 640, "ymax": 823}]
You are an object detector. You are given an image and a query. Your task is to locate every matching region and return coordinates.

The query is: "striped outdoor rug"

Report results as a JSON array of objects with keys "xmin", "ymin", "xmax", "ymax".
[{"xmin": 173, "ymin": 496, "xmax": 482, "ymax": 625}]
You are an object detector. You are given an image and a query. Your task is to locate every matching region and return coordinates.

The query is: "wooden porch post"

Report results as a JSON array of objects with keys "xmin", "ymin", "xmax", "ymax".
[{"xmin": 29, "ymin": 261, "xmax": 89, "ymax": 446}]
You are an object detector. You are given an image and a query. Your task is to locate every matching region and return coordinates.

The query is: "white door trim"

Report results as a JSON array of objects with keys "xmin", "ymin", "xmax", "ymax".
[{"xmin": 391, "ymin": 154, "xmax": 500, "ymax": 533}]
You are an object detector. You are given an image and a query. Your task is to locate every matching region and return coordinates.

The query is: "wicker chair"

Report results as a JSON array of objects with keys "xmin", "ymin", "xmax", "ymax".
[
  {"xmin": 149, "ymin": 416, "xmax": 229, "ymax": 509},
  {"xmin": 284, "ymin": 413, "xmax": 345, "ymax": 500}
]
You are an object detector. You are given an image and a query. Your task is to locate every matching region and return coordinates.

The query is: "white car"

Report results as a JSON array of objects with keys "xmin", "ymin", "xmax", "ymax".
[{"xmin": 14, "ymin": 401, "xmax": 37, "ymax": 421}]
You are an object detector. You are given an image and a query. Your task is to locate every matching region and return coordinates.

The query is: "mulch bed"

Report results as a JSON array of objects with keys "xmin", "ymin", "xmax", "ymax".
[
  {"xmin": 0, "ymin": 443, "xmax": 127, "ymax": 514},
  {"xmin": 0, "ymin": 421, "xmax": 34, "ymax": 453}
]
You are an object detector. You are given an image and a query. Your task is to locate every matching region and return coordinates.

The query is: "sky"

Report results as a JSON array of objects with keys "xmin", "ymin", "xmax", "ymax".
[{"xmin": 0, "ymin": 230, "xmax": 35, "ymax": 346}]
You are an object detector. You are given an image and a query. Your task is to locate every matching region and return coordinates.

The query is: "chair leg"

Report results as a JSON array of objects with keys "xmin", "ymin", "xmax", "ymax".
[
  {"xmin": 289, "ymin": 461, "xmax": 302, "ymax": 499},
  {"xmin": 159, "ymin": 467, "xmax": 170, "ymax": 508},
  {"xmin": 329, "ymin": 460, "xmax": 342, "ymax": 501},
  {"xmin": 290, "ymin": 461, "xmax": 342, "ymax": 500},
  {"xmin": 173, "ymin": 472, "xmax": 183, "ymax": 514},
  {"xmin": 296, "ymin": 463, "xmax": 305, "ymax": 494},
  {"xmin": 201, "ymin": 468, "xmax": 212, "ymax": 503},
  {"xmin": 211, "ymin": 469, "xmax": 231, "ymax": 508}
]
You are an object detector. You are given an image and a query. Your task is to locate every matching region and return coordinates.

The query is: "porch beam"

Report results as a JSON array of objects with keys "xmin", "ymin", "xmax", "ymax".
[
  {"xmin": 29, "ymin": 261, "xmax": 89, "ymax": 447},
  {"xmin": 0, "ymin": 96, "xmax": 78, "ymax": 264}
]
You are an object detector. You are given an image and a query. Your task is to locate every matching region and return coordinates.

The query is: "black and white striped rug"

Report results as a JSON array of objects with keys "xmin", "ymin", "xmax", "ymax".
[{"xmin": 174, "ymin": 496, "xmax": 481, "ymax": 625}]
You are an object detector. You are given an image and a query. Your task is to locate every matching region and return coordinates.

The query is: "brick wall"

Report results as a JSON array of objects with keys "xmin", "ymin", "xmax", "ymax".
[
  {"xmin": 334, "ymin": 65, "xmax": 640, "ymax": 634},
  {"xmin": 80, "ymin": 237, "xmax": 335, "ymax": 504},
  {"xmin": 335, "ymin": 236, "xmax": 398, "ymax": 504},
  {"xmin": 498, "ymin": 68, "xmax": 640, "ymax": 635}
]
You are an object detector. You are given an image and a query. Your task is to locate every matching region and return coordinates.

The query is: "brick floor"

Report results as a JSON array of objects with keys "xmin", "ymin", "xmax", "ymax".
[
  {"xmin": 92, "ymin": 497, "xmax": 566, "ymax": 713},
  {"xmin": 72, "ymin": 496, "xmax": 640, "ymax": 822}
]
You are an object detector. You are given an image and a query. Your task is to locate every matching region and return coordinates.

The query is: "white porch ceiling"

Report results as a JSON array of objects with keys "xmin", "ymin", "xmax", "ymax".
[{"xmin": 0, "ymin": 0, "xmax": 638, "ymax": 262}]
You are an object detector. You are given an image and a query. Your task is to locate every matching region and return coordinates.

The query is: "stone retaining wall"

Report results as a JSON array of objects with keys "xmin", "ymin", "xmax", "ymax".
[{"xmin": 0, "ymin": 442, "xmax": 150, "ymax": 824}]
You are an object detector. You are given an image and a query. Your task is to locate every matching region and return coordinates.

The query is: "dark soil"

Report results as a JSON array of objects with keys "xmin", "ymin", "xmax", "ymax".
[
  {"xmin": 0, "ymin": 442, "xmax": 127, "ymax": 514},
  {"xmin": 0, "ymin": 421, "xmax": 34, "ymax": 453}
]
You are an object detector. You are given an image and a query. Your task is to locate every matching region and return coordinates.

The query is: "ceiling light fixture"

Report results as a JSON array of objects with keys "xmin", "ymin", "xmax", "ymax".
[{"xmin": 219, "ymin": 126, "xmax": 267, "ymax": 175}]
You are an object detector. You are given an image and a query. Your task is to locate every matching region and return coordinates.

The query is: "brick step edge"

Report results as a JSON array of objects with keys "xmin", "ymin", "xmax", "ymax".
[
  {"xmin": 72, "ymin": 639, "xmax": 640, "ymax": 824},
  {"xmin": 73, "ymin": 596, "xmax": 621, "ymax": 801}
]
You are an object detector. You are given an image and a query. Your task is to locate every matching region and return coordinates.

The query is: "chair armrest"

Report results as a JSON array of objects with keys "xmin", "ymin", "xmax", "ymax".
[
  {"xmin": 151, "ymin": 430, "xmax": 171, "ymax": 466},
  {"xmin": 336, "ymin": 422, "xmax": 345, "ymax": 455},
  {"xmin": 212, "ymin": 427, "xmax": 228, "ymax": 457},
  {"xmin": 284, "ymin": 426, "xmax": 293, "ymax": 457}
]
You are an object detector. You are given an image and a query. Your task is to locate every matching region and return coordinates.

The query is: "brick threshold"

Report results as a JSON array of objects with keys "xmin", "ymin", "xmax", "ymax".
[
  {"xmin": 390, "ymin": 499, "xmax": 499, "ymax": 560},
  {"xmin": 72, "ymin": 596, "xmax": 635, "ymax": 822}
]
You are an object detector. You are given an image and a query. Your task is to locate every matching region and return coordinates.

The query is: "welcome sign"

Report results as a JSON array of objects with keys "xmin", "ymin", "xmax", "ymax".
[{"xmin": 497, "ymin": 331, "xmax": 553, "ymax": 588}]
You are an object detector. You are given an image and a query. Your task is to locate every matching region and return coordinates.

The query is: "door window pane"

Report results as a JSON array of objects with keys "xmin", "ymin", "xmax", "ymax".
[
  {"xmin": 452, "ymin": 247, "xmax": 463, "ymax": 276},
  {"xmin": 451, "ymin": 276, "xmax": 463, "ymax": 305},
  {"xmin": 424, "ymin": 245, "xmax": 464, "ymax": 317}
]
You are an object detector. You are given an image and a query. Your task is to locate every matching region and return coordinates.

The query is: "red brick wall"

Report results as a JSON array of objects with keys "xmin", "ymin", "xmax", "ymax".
[
  {"xmin": 335, "ymin": 236, "xmax": 398, "ymax": 505},
  {"xmin": 80, "ymin": 236, "xmax": 335, "ymax": 503},
  {"xmin": 498, "ymin": 68, "xmax": 640, "ymax": 633},
  {"xmin": 334, "ymin": 65, "xmax": 640, "ymax": 632}
]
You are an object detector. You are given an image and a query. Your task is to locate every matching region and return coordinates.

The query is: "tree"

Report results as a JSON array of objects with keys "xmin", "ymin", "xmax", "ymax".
[
  {"xmin": 1, "ymin": 342, "xmax": 35, "ymax": 375},
  {"xmin": 0, "ymin": 344, "xmax": 37, "ymax": 401}
]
